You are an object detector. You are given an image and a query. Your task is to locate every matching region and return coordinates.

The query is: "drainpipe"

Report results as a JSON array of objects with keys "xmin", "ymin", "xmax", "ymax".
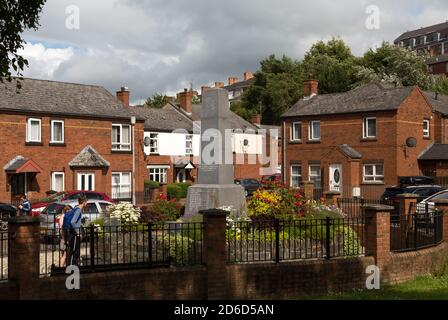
[
  {"xmin": 282, "ymin": 121, "xmax": 287, "ymax": 185},
  {"xmin": 131, "ymin": 116, "xmax": 136, "ymax": 205}
]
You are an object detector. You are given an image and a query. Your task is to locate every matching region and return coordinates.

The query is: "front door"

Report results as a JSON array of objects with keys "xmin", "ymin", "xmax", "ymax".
[
  {"xmin": 77, "ymin": 172, "xmax": 95, "ymax": 191},
  {"xmin": 329, "ymin": 164, "xmax": 342, "ymax": 192}
]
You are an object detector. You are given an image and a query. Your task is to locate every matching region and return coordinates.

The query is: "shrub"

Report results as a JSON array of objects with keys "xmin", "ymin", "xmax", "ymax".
[
  {"xmin": 108, "ymin": 202, "xmax": 141, "ymax": 226},
  {"xmin": 145, "ymin": 194, "xmax": 182, "ymax": 222},
  {"xmin": 144, "ymin": 180, "xmax": 160, "ymax": 189},
  {"xmin": 163, "ymin": 233, "xmax": 193, "ymax": 265},
  {"xmin": 167, "ymin": 183, "xmax": 191, "ymax": 199}
]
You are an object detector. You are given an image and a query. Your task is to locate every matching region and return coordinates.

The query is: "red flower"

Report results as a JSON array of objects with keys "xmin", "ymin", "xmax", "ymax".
[
  {"xmin": 295, "ymin": 202, "xmax": 301, "ymax": 207},
  {"xmin": 295, "ymin": 194, "xmax": 301, "ymax": 199}
]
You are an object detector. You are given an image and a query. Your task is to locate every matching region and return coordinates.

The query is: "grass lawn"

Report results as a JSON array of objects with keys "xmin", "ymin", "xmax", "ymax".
[{"xmin": 308, "ymin": 274, "xmax": 448, "ymax": 300}]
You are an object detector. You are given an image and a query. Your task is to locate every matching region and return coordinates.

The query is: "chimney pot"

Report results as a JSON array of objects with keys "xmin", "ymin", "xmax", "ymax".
[
  {"xmin": 243, "ymin": 72, "xmax": 254, "ymax": 81},
  {"xmin": 215, "ymin": 81, "xmax": 224, "ymax": 88},
  {"xmin": 117, "ymin": 87, "xmax": 130, "ymax": 107},
  {"xmin": 228, "ymin": 77, "xmax": 239, "ymax": 86},
  {"xmin": 303, "ymin": 80, "xmax": 319, "ymax": 98},
  {"xmin": 251, "ymin": 114, "xmax": 262, "ymax": 126}
]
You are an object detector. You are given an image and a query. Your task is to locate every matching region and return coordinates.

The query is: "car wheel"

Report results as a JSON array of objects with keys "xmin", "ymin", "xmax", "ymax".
[{"xmin": 0, "ymin": 220, "xmax": 7, "ymax": 231}]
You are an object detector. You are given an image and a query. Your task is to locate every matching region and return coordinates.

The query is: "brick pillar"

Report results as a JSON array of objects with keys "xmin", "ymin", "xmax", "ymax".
[
  {"xmin": 433, "ymin": 199, "xmax": 448, "ymax": 241},
  {"xmin": 8, "ymin": 216, "xmax": 41, "ymax": 299},
  {"xmin": 396, "ymin": 194, "xmax": 418, "ymax": 217},
  {"xmin": 301, "ymin": 181, "xmax": 314, "ymax": 200},
  {"xmin": 323, "ymin": 191, "xmax": 341, "ymax": 207},
  {"xmin": 200, "ymin": 209, "xmax": 227, "ymax": 300},
  {"xmin": 363, "ymin": 205, "xmax": 394, "ymax": 269}
]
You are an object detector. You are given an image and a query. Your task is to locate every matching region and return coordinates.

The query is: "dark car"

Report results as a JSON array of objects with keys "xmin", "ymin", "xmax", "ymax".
[
  {"xmin": 261, "ymin": 174, "xmax": 282, "ymax": 188},
  {"xmin": 380, "ymin": 185, "xmax": 445, "ymax": 202},
  {"xmin": 0, "ymin": 203, "xmax": 17, "ymax": 231},
  {"xmin": 235, "ymin": 179, "xmax": 262, "ymax": 197}
]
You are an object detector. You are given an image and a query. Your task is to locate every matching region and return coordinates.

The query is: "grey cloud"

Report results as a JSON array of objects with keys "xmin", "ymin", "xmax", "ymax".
[{"xmin": 21, "ymin": 0, "xmax": 448, "ymax": 102}]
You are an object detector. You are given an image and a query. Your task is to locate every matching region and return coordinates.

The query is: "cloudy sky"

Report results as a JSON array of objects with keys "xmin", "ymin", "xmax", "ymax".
[{"xmin": 19, "ymin": 0, "xmax": 448, "ymax": 103}]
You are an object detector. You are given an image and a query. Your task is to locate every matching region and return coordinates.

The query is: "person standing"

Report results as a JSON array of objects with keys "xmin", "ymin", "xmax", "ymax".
[
  {"xmin": 18, "ymin": 194, "xmax": 31, "ymax": 216},
  {"xmin": 64, "ymin": 196, "xmax": 87, "ymax": 266}
]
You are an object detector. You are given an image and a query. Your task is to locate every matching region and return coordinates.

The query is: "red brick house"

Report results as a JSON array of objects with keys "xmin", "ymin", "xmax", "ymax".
[
  {"xmin": 281, "ymin": 80, "xmax": 446, "ymax": 198},
  {"xmin": 0, "ymin": 78, "xmax": 146, "ymax": 205}
]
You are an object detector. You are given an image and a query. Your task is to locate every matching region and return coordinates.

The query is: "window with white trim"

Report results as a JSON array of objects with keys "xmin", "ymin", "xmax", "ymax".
[
  {"xmin": 50, "ymin": 120, "xmax": 64, "ymax": 143},
  {"xmin": 112, "ymin": 124, "xmax": 131, "ymax": 151},
  {"xmin": 185, "ymin": 134, "xmax": 193, "ymax": 155},
  {"xmin": 363, "ymin": 117, "xmax": 377, "ymax": 139},
  {"xmin": 309, "ymin": 121, "xmax": 321, "ymax": 141},
  {"xmin": 51, "ymin": 172, "xmax": 65, "ymax": 192},
  {"xmin": 309, "ymin": 165, "xmax": 322, "ymax": 188},
  {"xmin": 149, "ymin": 133, "xmax": 159, "ymax": 154},
  {"xmin": 423, "ymin": 119, "xmax": 430, "ymax": 138},
  {"xmin": 363, "ymin": 164, "xmax": 384, "ymax": 183},
  {"xmin": 26, "ymin": 118, "xmax": 41, "ymax": 143},
  {"xmin": 291, "ymin": 122, "xmax": 302, "ymax": 141},
  {"xmin": 149, "ymin": 167, "xmax": 167, "ymax": 184},
  {"xmin": 112, "ymin": 172, "xmax": 132, "ymax": 199},
  {"xmin": 290, "ymin": 165, "xmax": 302, "ymax": 188}
]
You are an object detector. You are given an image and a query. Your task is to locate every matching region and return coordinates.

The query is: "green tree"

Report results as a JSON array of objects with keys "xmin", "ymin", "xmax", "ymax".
[
  {"xmin": 145, "ymin": 93, "xmax": 168, "ymax": 108},
  {"xmin": 429, "ymin": 75, "xmax": 448, "ymax": 95},
  {"xmin": 240, "ymin": 55, "xmax": 304, "ymax": 124},
  {"xmin": 357, "ymin": 42, "xmax": 431, "ymax": 89},
  {"xmin": 301, "ymin": 38, "xmax": 360, "ymax": 94},
  {"xmin": 1, "ymin": 0, "xmax": 46, "ymax": 85}
]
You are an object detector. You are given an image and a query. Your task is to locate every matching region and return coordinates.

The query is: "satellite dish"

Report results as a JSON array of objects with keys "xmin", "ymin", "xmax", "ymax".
[
  {"xmin": 144, "ymin": 136, "xmax": 151, "ymax": 147},
  {"xmin": 406, "ymin": 137, "xmax": 417, "ymax": 148}
]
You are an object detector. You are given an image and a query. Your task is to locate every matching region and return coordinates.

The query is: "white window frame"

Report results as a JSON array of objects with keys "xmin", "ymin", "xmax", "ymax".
[
  {"xmin": 309, "ymin": 121, "xmax": 321, "ymax": 141},
  {"xmin": 363, "ymin": 117, "xmax": 377, "ymax": 139},
  {"xmin": 149, "ymin": 133, "xmax": 159, "ymax": 154},
  {"xmin": 363, "ymin": 164, "xmax": 384, "ymax": 183},
  {"xmin": 77, "ymin": 172, "xmax": 95, "ymax": 191},
  {"xmin": 148, "ymin": 166, "xmax": 168, "ymax": 184},
  {"xmin": 112, "ymin": 172, "xmax": 132, "ymax": 200},
  {"xmin": 185, "ymin": 134, "xmax": 193, "ymax": 155},
  {"xmin": 423, "ymin": 119, "xmax": 430, "ymax": 138},
  {"xmin": 51, "ymin": 172, "xmax": 65, "ymax": 192},
  {"xmin": 112, "ymin": 124, "xmax": 132, "ymax": 151},
  {"xmin": 26, "ymin": 118, "xmax": 41, "ymax": 143},
  {"xmin": 309, "ymin": 165, "xmax": 322, "ymax": 188},
  {"xmin": 291, "ymin": 122, "xmax": 302, "ymax": 141},
  {"xmin": 290, "ymin": 165, "xmax": 302, "ymax": 188},
  {"xmin": 50, "ymin": 120, "xmax": 65, "ymax": 143}
]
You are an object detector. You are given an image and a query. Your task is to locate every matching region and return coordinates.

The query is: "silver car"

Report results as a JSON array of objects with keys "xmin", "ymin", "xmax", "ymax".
[
  {"xmin": 416, "ymin": 189, "xmax": 448, "ymax": 214},
  {"xmin": 40, "ymin": 200, "xmax": 112, "ymax": 230}
]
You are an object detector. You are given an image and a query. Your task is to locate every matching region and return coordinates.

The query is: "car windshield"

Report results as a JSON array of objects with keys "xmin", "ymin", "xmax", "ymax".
[
  {"xmin": 430, "ymin": 192, "xmax": 448, "ymax": 201},
  {"xmin": 42, "ymin": 203, "xmax": 67, "ymax": 215},
  {"xmin": 39, "ymin": 192, "xmax": 66, "ymax": 203}
]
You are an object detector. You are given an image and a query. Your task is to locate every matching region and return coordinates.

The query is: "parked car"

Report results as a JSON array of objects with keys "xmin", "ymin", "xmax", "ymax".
[
  {"xmin": 32, "ymin": 191, "xmax": 112, "ymax": 215},
  {"xmin": 0, "ymin": 203, "xmax": 17, "ymax": 231},
  {"xmin": 261, "ymin": 174, "xmax": 282, "ymax": 187},
  {"xmin": 416, "ymin": 190, "xmax": 448, "ymax": 214},
  {"xmin": 235, "ymin": 179, "xmax": 262, "ymax": 197},
  {"xmin": 380, "ymin": 185, "xmax": 444, "ymax": 202}
]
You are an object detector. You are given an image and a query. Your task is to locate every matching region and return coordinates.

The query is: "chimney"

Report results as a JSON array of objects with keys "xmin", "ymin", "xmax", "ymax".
[
  {"xmin": 244, "ymin": 71, "xmax": 254, "ymax": 81},
  {"xmin": 178, "ymin": 88, "xmax": 193, "ymax": 114},
  {"xmin": 251, "ymin": 114, "xmax": 262, "ymax": 126},
  {"xmin": 228, "ymin": 77, "xmax": 239, "ymax": 86},
  {"xmin": 117, "ymin": 87, "xmax": 130, "ymax": 107},
  {"xmin": 215, "ymin": 81, "xmax": 224, "ymax": 88},
  {"xmin": 303, "ymin": 80, "xmax": 318, "ymax": 98},
  {"xmin": 201, "ymin": 86, "xmax": 211, "ymax": 96}
]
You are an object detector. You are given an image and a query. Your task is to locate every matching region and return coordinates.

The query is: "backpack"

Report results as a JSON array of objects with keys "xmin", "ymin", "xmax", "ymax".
[{"xmin": 62, "ymin": 208, "xmax": 81, "ymax": 231}]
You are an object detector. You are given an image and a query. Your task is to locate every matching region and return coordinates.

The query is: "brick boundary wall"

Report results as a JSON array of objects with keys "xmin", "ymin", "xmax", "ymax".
[{"xmin": 1, "ymin": 205, "xmax": 448, "ymax": 300}]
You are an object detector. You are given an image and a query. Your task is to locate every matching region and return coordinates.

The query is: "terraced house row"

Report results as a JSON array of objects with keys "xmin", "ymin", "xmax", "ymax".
[
  {"xmin": 0, "ymin": 78, "xmax": 271, "ymax": 205},
  {"xmin": 281, "ymin": 80, "xmax": 448, "ymax": 198}
]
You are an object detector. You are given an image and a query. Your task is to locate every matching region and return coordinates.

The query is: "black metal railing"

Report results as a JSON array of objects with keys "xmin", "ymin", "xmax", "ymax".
[
  {"xmin": 0, "ymin": 231, "xmax": 8, "ymax": 281},
  {"xmin": 390, "ymin": 211, "xmax": 443, "ymax": 252},
  {"xmin": 39, "ymin": 222, "xmax": 204, "ymax": 276},
  {"xmin": 337, "ymin": 198, "xmax": 397, "ymax": 218},
  {"xmin": 226, "ymin": 217, "xmax": 365, "ymax": 263}
]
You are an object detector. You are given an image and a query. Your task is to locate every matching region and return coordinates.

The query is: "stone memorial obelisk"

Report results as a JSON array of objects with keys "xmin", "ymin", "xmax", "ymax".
[{"xmin": 185, "ymin": 88, "xmax": 247, "ymax": 217}]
